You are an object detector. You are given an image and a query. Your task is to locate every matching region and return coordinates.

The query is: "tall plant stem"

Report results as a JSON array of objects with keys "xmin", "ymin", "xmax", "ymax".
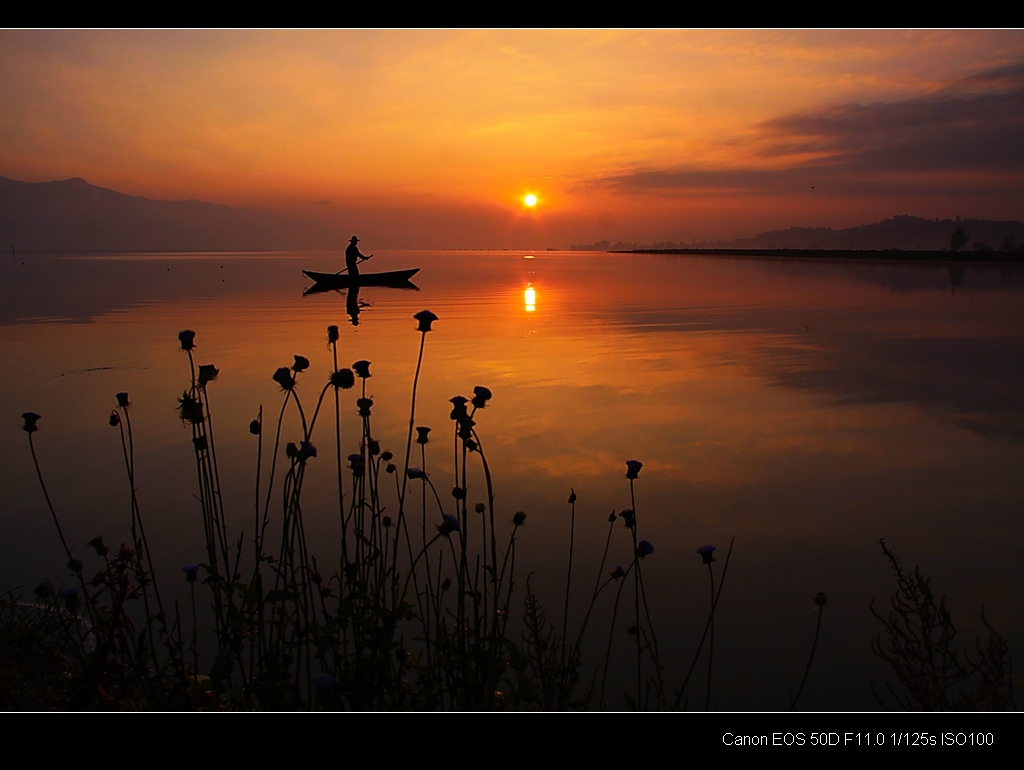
[{"xmin": 790, "ymin": 604, "xmax": 825, "ymax": 711}]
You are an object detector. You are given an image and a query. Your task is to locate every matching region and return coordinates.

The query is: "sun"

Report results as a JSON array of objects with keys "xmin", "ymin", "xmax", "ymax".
[{"xmin": 524, "ymin": 194, "xmax": 537, "ymax": 208}]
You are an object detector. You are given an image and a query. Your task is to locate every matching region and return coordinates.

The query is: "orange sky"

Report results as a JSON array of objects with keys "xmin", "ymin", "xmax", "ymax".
[{"xmin": 2, "ymin": 29, "xmax": 1024, "ymax": 246}]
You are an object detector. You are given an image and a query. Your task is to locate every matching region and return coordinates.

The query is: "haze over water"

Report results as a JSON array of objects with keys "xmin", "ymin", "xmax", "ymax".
[{"xmin": 3, "ymin": 249, "xmax": 1023, "ymax": 710}]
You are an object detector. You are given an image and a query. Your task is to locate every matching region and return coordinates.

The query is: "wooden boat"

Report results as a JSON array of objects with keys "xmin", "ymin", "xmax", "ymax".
[{"xmin": 302, "ymin": 268, "xmax": 420, "ymax": 288}]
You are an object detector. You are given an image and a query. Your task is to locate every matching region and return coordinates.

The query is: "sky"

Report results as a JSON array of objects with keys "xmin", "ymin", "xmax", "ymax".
[{"xmin": 2, "ymin": 29, "xmax": 1024, "ymax": 247}]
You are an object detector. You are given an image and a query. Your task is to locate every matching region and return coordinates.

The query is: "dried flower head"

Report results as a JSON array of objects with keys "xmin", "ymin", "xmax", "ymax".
[
  {"xmin": 625, "ymin": 460, "xmax": 643, "ymax": 480},
  {"xmin": 608, "ymin": 511, "xmax": 617, "ymax": 523},
  {"xmin": 87, "ymin": 536, "xmax": 108, "ymax": 557},
  {"xmin": 382, "ymin": 516, "xmax": 392, "ymax": 528},
  {"xmin": 197, "ymin": 365, "xmax": 219, "ymax": 387},
  {"xmin": 367, "ymin": 439, "xmax": 380, "ymax": 456},
  {"xmin": 381, "ymin": 450, "xmax": 393, "ymax": 461},
  {"xmin": 178, "ymin": 330, "xmax": 196, "ymax": 351},
  {"xmin": 273, "ymin": 367, "xmax": 295, "ymax": 391},
  {"xmin": 109, "ymin": 412, "xmax": 121, "ymax": 427},
  {"xmin": 449, "ymin": 396, "xmax": 469, "ymax": 421},
  {"xmin": 34, "ymin": 579, "xmax": 55, "ymax": 599},
  {"xmin": 475, "ymin": 502, "xmax": 486, "ymax": 514},
  {"xmin": 352, "ymin": 360, "xmax": 371, "ymax": 379},
  {"xmin": 637, "ymin": 540, "xmax": 654, "ymax": 558},
  {"xmin": 58, "ymin": 586, "xmax": 79, "ymax": 608},
  {"xmin": 568, "ymin": 489, "xmax": 577, "ymax": 504},
  {"xmin": 300, "ymin": 441, "xmax": 317, "ymax": 459},
  {"xmin": 348, "ymin": 454, "xmax": 365, "ymax": 476},
  {"xmin": 513, "ymin": 511, "xmax": 527, "ymax": 526},
  {"xmin": 22, "ymin": 412, "xmax": 41, "ymax": 433},
  {"xmin": 330, "ymin": 368, "xmax": 355, "ymax": 390},
  {"xmin": 697, "ymin": 544, "xmax": 716, "ymax": 565},
  {"xmin": 249, "ymin": 419, "xmax": 261, "ymax": 435},
  {"xmin": 385, "ymin": 463, "xmax": 396, "ymax": 474},
  {"xmin": 327, "ymin": 325, "xmax": 340, "ymax": 343},
  {"xmin": 610, "ymin": 565, "xmax": 626, "ymax": 580},
  {"xmin": 116, "ymin": 392, "xmax": 130, "ymax": 408},
  {"xmin": 619, "ymin": 509, "xmax": 636, "ymax": 529},
  {"xmin": 356, "ymin": 397, "xmax": 373, "ymax": 417},
  {"xmin": 457, "ymin": 417, "xmax": 475, "ymax": 440},
  {"xmin": 407, "ymin": 466, "xmax": 425, "ymax": 479},
  {"xmin": 183, "ymin": 564, "xmax": 199, "ymax": 583},
  {"xmin": 438, "ymin": 513, "xmax": 461, "ymax": 536},
  {"xmin": 463, "ymin": 438, "xmax": 478, "ymax": 452},
  {"xmin": 177, "ymin": 393, "xmax": 204, "ymax": 425},
  {"xmin": 471, "ymin": 386, "xmax": 492, "ymax": 409},
  {"xmin": 66, "ymin": 558, "xmax": 83, "ymax": 573},
  {"xmin": 415, "ymin": 426, "xmax": 431, "ymax": 445},
  {"xmin": 292, "ymin": 355, "xmax": 310, "ymax": 373},
  {"xmin": 193, "ymin": 436, "xmax": 208, "ymax": 453},
  {"xmin": 452, "ymin": 486, "xmax": 466, "ymax": 500},
  {"xmin": 414, "ymin": 309, "xmax": 438, "ymax": 333},
  {"xmin": 814, "ymin": 592, "xmax": 828, "ymax": 607}
]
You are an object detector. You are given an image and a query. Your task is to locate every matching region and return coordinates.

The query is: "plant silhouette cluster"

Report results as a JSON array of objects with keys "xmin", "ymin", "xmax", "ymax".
[
  {"xmin": 8, "ymin": 319, "xmax": 862, "ymax": 710},
  {"xmin": 870, "ymin": 539, "xmax": 1014, "ymax": 711}
]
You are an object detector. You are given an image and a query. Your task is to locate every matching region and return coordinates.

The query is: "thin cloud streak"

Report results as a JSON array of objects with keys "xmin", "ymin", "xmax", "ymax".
[{"xmin": 597, "ymin": 60, "xmax": 1024, "ymax": 200}]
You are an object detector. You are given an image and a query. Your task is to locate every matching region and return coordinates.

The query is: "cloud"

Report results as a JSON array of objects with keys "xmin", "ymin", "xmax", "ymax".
[{"xmin": 597, "ymin": 60, "xmax": 1024, "ymax": 197}]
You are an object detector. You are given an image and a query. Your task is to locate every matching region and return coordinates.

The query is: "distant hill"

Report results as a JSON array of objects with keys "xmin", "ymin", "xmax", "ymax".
[
  {"xmin": 715, "ymin": 215, "xmax": 1024, "ymax": 252},
  {"xmin": 0, "ymin": 175, "xmax": 344, "ymax": 252},
  {"xmin": 572, "ymin": 215, "xmax": 1024, "ymax": 253}
]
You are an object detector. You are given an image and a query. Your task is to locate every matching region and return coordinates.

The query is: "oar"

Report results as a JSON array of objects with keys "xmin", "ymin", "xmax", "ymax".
[{"xmin": 335, "ymin": 254, "xmax": 374, "ymax": 275}]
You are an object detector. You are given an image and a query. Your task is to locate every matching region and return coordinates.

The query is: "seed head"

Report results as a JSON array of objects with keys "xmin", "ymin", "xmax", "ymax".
[
  {"xmin": 178, "ymin": 330, "xmax": 196, "ymax": 351},
  {"xmin": 87, "ymin": 536, "xmax": 108, "ymax": 557},
  {"xmin": 292, "ymin": 355, "xmax": 310, "ymax": 373},
  {"xmin": 438, "ymin": 513, "xmax": 461, "ymax": 536},
  {"xmin": 697, "ymin": 544, "xmax": 716, "ymax": 565},
  {"xmin": 115, "ymin": 392, "xmax": 130, "ymax": 408},
  {"xmin": 352, "ymin": 360, "xmax": 371, "ymax": 379},
  {"xmin": 198, "ymin": 365, "xmax": 219, "ymax": 387},
  {"xmin": 330, "ymin": 369, "xmax": 355, "ymax": 390},
  {"xmin": 22, "ymin": 412, "xmax": 41, "ymax": 433},
  {"xmin": 471, "ymin": 386, "xmax": 492, "ymax": 409},
  {"xmin": 273, "ymin": 367, "xmax": 295, "ymax": 391},
  {"xmin": 625, "ymin": 460, "xmax": 643, "ymax": 480},
  {"xmin": 414, "ymin": 309, "xmax": 438, "ymax": 333}
]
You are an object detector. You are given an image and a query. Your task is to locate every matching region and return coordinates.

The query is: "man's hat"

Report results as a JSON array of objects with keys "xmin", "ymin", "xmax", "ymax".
[{"xmin": 350, "ymin": 236, "xmax": 359, "ymax": 243}]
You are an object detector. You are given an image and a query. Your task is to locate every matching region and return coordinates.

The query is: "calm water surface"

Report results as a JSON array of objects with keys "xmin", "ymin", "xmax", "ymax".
[{"xmin": 3, "ymin": 249, "xmax": 1023, "ymax": 710}]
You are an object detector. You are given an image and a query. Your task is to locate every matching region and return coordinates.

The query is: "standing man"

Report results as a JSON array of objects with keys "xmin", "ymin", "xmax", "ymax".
[{"xmin": 346, "ymin": 236, "xmax": 371, "ymax": 276}]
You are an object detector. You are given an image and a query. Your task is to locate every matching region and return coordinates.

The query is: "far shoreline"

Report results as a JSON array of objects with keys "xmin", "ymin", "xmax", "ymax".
[{"xmin": 615, "ymin": 247, "xmax": 1024, "ymax": 265}]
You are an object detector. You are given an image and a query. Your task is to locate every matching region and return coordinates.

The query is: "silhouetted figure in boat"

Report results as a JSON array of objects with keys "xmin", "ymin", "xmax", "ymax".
[{"xmin": 346, "ymin": 236, "xmax": 372, "ymax": 276}]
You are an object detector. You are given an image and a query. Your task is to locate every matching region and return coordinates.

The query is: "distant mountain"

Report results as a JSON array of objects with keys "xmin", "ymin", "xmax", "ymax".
[
  {"xmin": 0, "ymin": 175, "xmax": 345, "ymax": 252},
  {"xmin": 714, "ymin": 215, "xmax": 1024, "ymax": 251},
  {"xmin": 572, "ymin": 215, "xmax": 1024, "ymax": 253}
]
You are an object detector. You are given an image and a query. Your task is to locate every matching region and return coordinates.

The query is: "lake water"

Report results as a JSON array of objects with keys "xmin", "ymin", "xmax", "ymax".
[{"xmin": 3, "ymin": 249, "xmax": 1023, "ymax": 710}]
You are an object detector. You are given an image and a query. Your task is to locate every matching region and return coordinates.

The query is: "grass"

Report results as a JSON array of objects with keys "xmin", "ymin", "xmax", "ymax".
[{"xmin": 4, "ymin": 315, "xmax": 1013, "ymax": 711}]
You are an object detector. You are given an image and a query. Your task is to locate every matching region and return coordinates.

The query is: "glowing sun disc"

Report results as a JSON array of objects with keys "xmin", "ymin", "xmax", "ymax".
[{"xmin": 524, "ymin": 194, "xmax": 537, "ymax": 207}]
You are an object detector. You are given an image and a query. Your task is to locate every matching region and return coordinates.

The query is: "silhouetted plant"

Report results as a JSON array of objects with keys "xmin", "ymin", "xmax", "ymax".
[{"xmin": 870, "ymin": 539, "xmax": 1014, "ymax": 711}]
